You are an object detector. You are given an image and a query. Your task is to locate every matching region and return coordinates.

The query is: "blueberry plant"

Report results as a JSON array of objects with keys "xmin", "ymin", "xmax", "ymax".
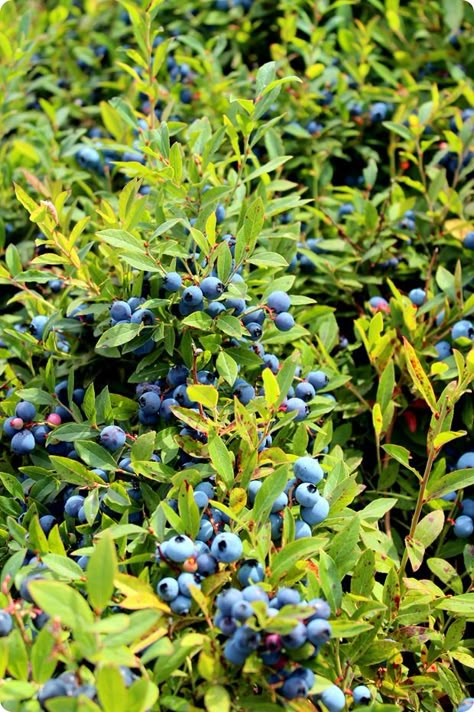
[{"xmin": 0, "ymin": 0, "xmax": 473, "ymax": 710}]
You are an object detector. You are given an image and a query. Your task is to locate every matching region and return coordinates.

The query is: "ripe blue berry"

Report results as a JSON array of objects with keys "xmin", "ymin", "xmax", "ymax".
[
  {"xmin": 0, "ymin": 611, "xmax": 13, "ymax": 637},
  {"xmin": 211, "ymin": 532, "xmax": 243, "ymax": 563},
  {"xmin": 233, "ymin": 382, "xmax": 255, "ymax": 405},
  {"xmin": 300, "ymin": 496, "xmax": 330, "ymax": 525},
  {"xmin": 307, "ymin": 618, "xmax": 332, "ymax": 645},
  {"xmin": 282, "ymin": 621, "xmax": 307, "ymax": 649},
  {"xmin": 200, "ymin": 276, "xmax": 225, "ymax": 299},
  {"xmin": 163, "ymin": 271, "xmax": 182, "ymax": 292},
  {"xmin": 281, "ymin": 676, "xmax": 308, "ymax": 700},
  {"xmin": 110, "ymin": 300, "xmax": 132, "ymax": 321},
  {"xmin": 464, "ymin": 231, "xmax": 474, "ymax": 250},
  {"xmin": 294, "ymin": 457, "xmax": 324, "ymax": 484},
  {"xmin": 216, "ymin": 588, "xmax": 243, "ymax": 616},
  {"xmin": 453, "ymin": 515, "xmax": 473, "ymax": 538},
  {"xmin": 457, "ymin": 699, "xmax": 474, "ymax": 712},
  {"xmin": 451, "ymin": 319, "xmax": 474, "ymax": 341},
  {"xmin": 138, "ymin": 391, "xmax": 161, "ymax": 416},
  {"xmin": 30, "ymin": 315, "xmax": 49, "ymax": 339},
  {"xmin": 162, "ymin": 534, "xmax": 196, "ymax": 563},
  {"xmin": 408, "ymin": 288, "xmax": 426, "ymax": 306},
  {"xmin": 320, "ymin": 684, "xmax": 346, "ymax": 712},
  {"xmin": 178, "ymin": 572, "xmax": 202, "ymax": 596},
  {"xmin": 457, "ymin": 452, "xmax": 474, "ymax": 469},
  {"xmin": 100, "ymin": 425, "xmax": 126, "ymax": 451},
  {"xmin": 275, "ymin": 312, "xmax": 295, "ymax": 331},
  {"xmin": 64, "ymin": 495, "xmax": 85, "ymax": 518},
  {"xmin": 237, "ymin": 560, "xmax": 265, "ymax": 586},
  {"xmin": 224, "ymin": 638, "xmax": 248, "ymax": 665},
  {"xmin": 434, "ymin": 341, "xmax": 452, "ymax": 360},
  {"xmin": 11, "ymin": 430, "xmax": 36, "ymax": 455},
  {"xmin": 295, "ymin": 520, "xmax": 312, "ymax": 538},
  {"xmin": 461, "ymin": 498, "xmax": 474, "ymax": 518},
  {"xmin": 15, "ymin": 401, "xmax": 36, "ymax": 422},
  {"xmin": 267, "ymin": 291, "xmax": 291, "ymax": 313},
  {"xmin": 246, "ymin": 322, "xmax": 263, "ymax": 340},
  {"xmin": 182, "ymin": 286, "xmax": 204, "ymax": 306},
  {"xmin": 295, "ymin": 382, "xmax": 316, "ymax": 402},
  {"xmin": 286, "ymin": 397, "xmax": 309, "ymax": 422},
  {"xmin": 369, "ymin": 296, "xmax": 388, "ymax": 311},
  {"xmin": 215, "ymin": 203, "xmax": 226, "ymax": 224},
  {"xmin": 353, "ymin": 684, "xmax": 371, "ymax": 705},
  {"xmin": 170, "ymin": 594, "xmax": 192, "ymax": 614},
  {"xmin": 295, "ymin": 482, "xmax": 320, "ymax": 507},
  {"xmin": 156, "ymin": 577, "xmax": 179, "ymax": 602},
  {"xmin": 307, "ymin": 370, "xmax": 329, "ymax": 390}
]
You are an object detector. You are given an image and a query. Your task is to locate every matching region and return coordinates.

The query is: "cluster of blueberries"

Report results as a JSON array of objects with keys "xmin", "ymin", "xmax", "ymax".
[
  {"xmin": 2, "ymin": 378, "xmax": 88, "ymax": 455},
  {"xmin": 367, "ymin": 288, "xmax": 474, "ymax": 363},
  {"xmin": 443, "ymin": 451, "xmax": 474, "ymax": 540}
]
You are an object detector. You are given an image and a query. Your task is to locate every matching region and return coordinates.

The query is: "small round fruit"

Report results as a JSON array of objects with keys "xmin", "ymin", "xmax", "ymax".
[
  {"xmin": 320, "ymin": 684, "xmax": 346, "ymax": 712},
  {"xmin": 408, "ymin": 288, "xmax": 426, "ymax": 306},
  {"xmin": 294, "ymin": 457, "xmax": 324, "ymax": 484},
  {"xmin": 163, "ymin": 271, "xmax": 182, "ymax": 292},
  {"xmin": 353, "ymin": 684, "xmax": 372, "ymax": 705},
  {"xmin": 286, "ymin": 397, "xmax": 309, "ymax": 422},
  {"xmin": 453, "ymin": 515, "xmax": 474, "ymax": 538},
  {"xmin": 156, "ymin": 577, "xmax": 179, "ymax": 602},
  {"xmin": 267, "ymin": 291, "xmax": 291, "ymax": 313},
  {"xmin": 275, "ymin": 312, "xmax": 295, "ymax": 331},
  {"xmin": 211, "ymin": 532, "xmax": 243, "ymax": 563},
  {"xmin": 99, "ymin": 425, "xmax": 126, "ymax": 451},
  {"xmin": 15, "ymin": 400, "xmax": 36, "ymax": 422},
  {"xmin": 163, "ymin": 534, "xmax": 196, "ymax": 563},
  {"xmin": 307, "ymin": 618, "xmax": 332, "ymax": 646},
  {"xmin": 11, "ymin": 430, "xmax": 36, "ymax": 455},
  {"xmin": 0, "ymin": 611, "xmax": 13, "ymax": 637}
]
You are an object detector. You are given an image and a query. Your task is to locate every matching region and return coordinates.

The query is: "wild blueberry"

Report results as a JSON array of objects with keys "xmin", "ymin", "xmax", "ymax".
[
  {"xmin": 100, "ymin": 425, "xmax": 126, "ymax": 451},
  {"xmin": 163, "ymin": 271, "xmax": 182, "ymax": 292},
  {"xmin": 300, "ymin": 496, "xmax": 330, "ymax": 525},
  {"xmin": 200, "ymin": 276, "xmax": 225, "ymax": 299},
  {"xmin": 320, "ymin": 684, "xmax": 346, "ymax": 712},
  {"xmin": 353, "ymin": 684, "xmax": 372, "ymax": 705},
  {"xmin": 267, "ymin": 290, "xmax": 291, "ymax": 313},
  {"xmin": 286, "ymin": 397, "xmax": 309, "ymax": 422},
  {"xmin": 163, "ymin": 534, "xmax": 196, "ymax": 563},
  {"xmin": 110, "ymin": 300, "xmax": 132, "ymax": 321},
  {"xmin": 453, "ymin": 515, "xmax": 473, "ymax": 538},
  {"xmin": 211, "ymin": 532, "xmax": 243, "ymax": 563},
  {"xmin": 15, "ymin": 400, "xmax": 36, "ymax": 422},
  {"xmin": 408, "ymin": 288, "xmax": 426, "ymax": 306},
  {"xmin": 0, "ymin": 611, "xmax": 13, "ymax": 637},
  {"xmin": 30, "ymin": 315, "xmax": 49, "ymax": 339},
  {"xmin": 294, "ymin": 457, "xmax": 324, "ymax": 484},
  {"xmin": 275, "ymin": 312, "xmax": 295, "ymax": 331},
  {"xmin": 11, "ymin": 430, "xmax": 35, "ymax": 455}
]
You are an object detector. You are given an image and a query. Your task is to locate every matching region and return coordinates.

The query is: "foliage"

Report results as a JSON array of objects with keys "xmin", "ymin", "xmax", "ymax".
[{"xmin": 0, "ymin": 0, "xmax": 473, "ymax": 710}]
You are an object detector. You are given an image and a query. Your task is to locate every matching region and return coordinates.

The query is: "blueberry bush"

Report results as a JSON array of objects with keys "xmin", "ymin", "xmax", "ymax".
[{"xmin": 0, "ymin": 0, "xmax": 474, "ymax": 710}]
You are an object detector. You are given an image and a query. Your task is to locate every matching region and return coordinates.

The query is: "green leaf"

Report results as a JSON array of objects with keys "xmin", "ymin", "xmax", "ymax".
[
  {"xmin": 328, "ymin": 516, "xmax": 360, "ymax": 576},
  {"xmin": 414, "ymin": 510, "xmax": 445, "ymax": 548},
  {"xmin": 330, "ymin": 619, "xmax": 373, "ymax": 638},
  {"xmin": 96, "ymin": 666, "xmax": 128, "ymax": 712},
  {"xmin": 433, "ymin": 430, "xmax": 466, "ymax": 450},
  {"xmin": 434, "ymin": 593, "xmax": 474, "ymax": 618},
  {"xmin": 351, "ymin": 549, "xmax": 375, "ymax": 596},
  {"xmin": 204, "ymin": 685, "xmax": 231, "ymax": 712},
  {"xmin": 187, "ymin": 384, "xmax": 218, "ymax": 409},
  {"xmin": 402, "ymin": 337, "xmax": 438, "ymax": 414},
  {"xmin": 96, "ymin": 323, "xmax": 142, "ymax": 349},
  {"xmin": 216, "ymin": 351, "xmax": 239, "ymax": 387},
  {"xmin": 86, "ymin": 531, "xmax": 117, "ymax": 612},
  {"xmin": 427, "ymin": 468, "xmax": 474, "ymax": 500},
  {"xmin": 427, "ymin": 558, "xmax": 463, "ymax": 594},
  {"xmin": 178, "ymin": 481, "xmax": 201, "ymax": 539},
  {"xmin": 74, "ymin": 441, "xmax": 118, "ymax": 471},
  {"xmin": 382, "ymin": 444, "xmax": 420, "ymax": 478},
  {"xmin": 48, "ymin": 423, "xmax": 98, "ymax": 442},
  {"xmin": 405, "ymin": 537, "xmax": 425, "ymax": 572},
  {"xmin": 252, "ymin": 466, "xmax": 288, "ymax": 525},
  {"xmin": 41, "ymin": 554, "xmax": 85, "ymax": 581},
  {"xmin": 269, "ymin": 537, "xmax": 325, "ymax": 584},
  {"xmin": 31, "ymin": 627, "xmax": 58, "ymax": 684},
  {"xmin": 208, "ymin": 431, "xmax": 234, "ymax": 490},
  {"xmin": 248, "ymin": 252, "xmax": 288, "ymax": 268},
  {"xmin": 28, "ymin": 580, "xmax": 94, "ymax": 630},
  {"xmin": 262, "ymin": 367, "xmax": 280, "ymax": 406},
  {"xmin": 245, "ymin": 156, "xmax": 292, "ymax": 182},
  {"xmin": 131, "ymin": 431, "xmax": 156, "ymax": 463},
  {"xmin": 318, "ymin": 550, "xmax": 342, "ymax": 610}
]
